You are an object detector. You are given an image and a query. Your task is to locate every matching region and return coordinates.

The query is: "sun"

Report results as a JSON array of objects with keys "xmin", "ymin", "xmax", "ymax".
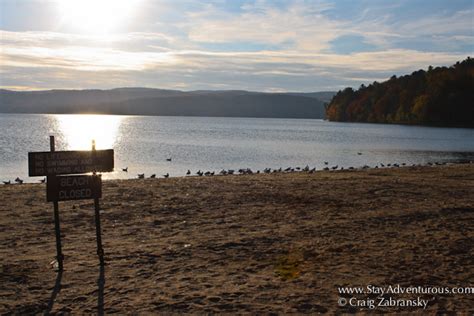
[
  {"xmin": 55, "ymin": 114, "xmax": 123, "ymax": 150},
  {"xmin": 57, "ymin": 0, "xmax": 139, "ymax": 35}
]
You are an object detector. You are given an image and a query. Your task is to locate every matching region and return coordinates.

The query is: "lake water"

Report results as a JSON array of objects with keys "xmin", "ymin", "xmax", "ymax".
[{"xmin": 1, "ymin": 113, "xmax": 474, "ymax": 182}]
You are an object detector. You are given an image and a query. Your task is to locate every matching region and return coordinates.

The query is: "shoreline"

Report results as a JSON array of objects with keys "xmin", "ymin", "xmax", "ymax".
[
  {"xmin": 3, "ymin": 160, "xmax": 474, "ymax": 184},
  {"xmin": 3, "ymin": 112, "xmax": 474, "ymax": 129},
  {"xmin": 1, "ymin": 164, "xmax": 473, "ymax": 313}
]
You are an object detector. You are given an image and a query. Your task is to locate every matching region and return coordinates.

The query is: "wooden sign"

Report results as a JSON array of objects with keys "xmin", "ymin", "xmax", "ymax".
[
  {"xmin": 31, "ymin": 136, "xmax": 110, "ymax": 270},
  {"xmin": 47, "ymin": 175, "xmax": 102, "ymax": 202},
  {"xmin": 28, "ymin": 149, "xmax": 114, "ymax": 176}
]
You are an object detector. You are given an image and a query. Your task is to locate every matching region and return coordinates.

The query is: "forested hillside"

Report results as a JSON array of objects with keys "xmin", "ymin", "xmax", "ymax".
[{"xmin": 326, "ymin": 58, "xmax": 474, "ymax": 127}]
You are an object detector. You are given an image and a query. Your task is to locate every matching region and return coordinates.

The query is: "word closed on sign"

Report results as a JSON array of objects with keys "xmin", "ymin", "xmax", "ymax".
[
  {"xmin": 47, "ymin": 175, "xmax": 102, "ymax": 202},
  {"xmin": 28, "ymin": 149, "xmax": 114, "ymax": 176}
]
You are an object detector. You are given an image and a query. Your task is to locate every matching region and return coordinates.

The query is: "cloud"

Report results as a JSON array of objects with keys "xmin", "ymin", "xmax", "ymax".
[
  {"xmin": 349, "ymin": 7, "xmax": 474, "ymax": 52},
  {"xmin": 1, "ymin": 39, "xmax": 468, "ymax": 91},
  {"xmin": 0, "ymin": 0, "xmax": 473, "ymax": 91},
  {"xmin": 396, "ymin": 9, "xmax": 474, "ymax": 37},
  {"xmin": 1, "ymin": 46, "xmax": 175, "ymax": 72},
  {"xmin": 0, "ymin": 30, "xmax": 175, "ymax": 51},
  {"xmin": 186, "ymin": 0, "xmax": 343, "ymax": 52}
]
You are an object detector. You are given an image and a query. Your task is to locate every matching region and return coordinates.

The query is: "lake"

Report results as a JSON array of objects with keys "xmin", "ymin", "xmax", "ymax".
[{"xmin": 1, "ymin": 113, "xmax": 474, "ymax": 182}]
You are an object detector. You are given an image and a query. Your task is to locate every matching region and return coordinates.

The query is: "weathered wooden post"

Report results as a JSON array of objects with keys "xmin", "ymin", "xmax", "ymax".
[
  {"xmin": 50, "ymin": 136, "xmax": 64, "ymax": 271},
  {"xmin": 92, "ymin": 140, "xmax": 105, "ymax": 264}
]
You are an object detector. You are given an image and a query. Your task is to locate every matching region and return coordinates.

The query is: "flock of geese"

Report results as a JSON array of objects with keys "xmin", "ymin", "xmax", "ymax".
[
  {"xmin": 0, "ymin": 158, "xmax": 462, "ymax": 184},
  {"xmin": 121, "ymin": 158, "xmax": 174, "ymax": 180},
  {"xmin": 118, "ymin": 157, "xmax": 453, "ymax": 180},
  {"xmin": 2, "ymin": 177, "xmax": 44, "ymax": 185},
  {"xmin": 2, "ymin": 177, "xmax": 25, "ymax": 185}
]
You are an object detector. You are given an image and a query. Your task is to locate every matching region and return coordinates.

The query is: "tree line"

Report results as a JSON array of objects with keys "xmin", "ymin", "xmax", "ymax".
[{"xmin": 326, "ymin": 57, "xmax": 474, "ymax": 127}]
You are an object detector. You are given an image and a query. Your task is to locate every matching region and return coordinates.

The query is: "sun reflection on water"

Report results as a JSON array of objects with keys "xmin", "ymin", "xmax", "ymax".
[{"xmin": 55, "ymin": 114, "xmax": 123, "ymax": 150}]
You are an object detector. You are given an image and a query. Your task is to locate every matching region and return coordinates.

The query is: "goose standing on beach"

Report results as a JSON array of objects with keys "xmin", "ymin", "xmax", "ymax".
[
  {"xmin": 163, "ymin": 173, "xmax": 169, "ymax": 178},
  {"xmin": 40, "ymin": 178, "xmax": 46, "ymax": 183},
  {"xmin": 122, "ymin": 167, "xmax": 128, "ymax": 172},
  {"xmin": 3, "ymin": 180, "xmax": 11, "ymax": 185},
  {"xmin": 150, "ymin": 174, "xmax": 156, "ymax": 178},
  {"xmin": 138, "ymin": 173, "xmax": 145, "ymax": 179},
  {"xmin": 186, "ymin": 170, "xmax": 191, "ymax": 175}
]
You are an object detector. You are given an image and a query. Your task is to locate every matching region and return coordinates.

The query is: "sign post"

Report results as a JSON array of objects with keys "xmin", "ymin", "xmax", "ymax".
[
  {"xmin": 29, "ymin": 136, "xmax": 114, "ymax": 269},
  {"xmin": 92, "ymin": 140, "xmax": 104, "ymax": 264},
  {"xmin": 50, "ymin": 136, "xmax": 64, "ymax": 271}
]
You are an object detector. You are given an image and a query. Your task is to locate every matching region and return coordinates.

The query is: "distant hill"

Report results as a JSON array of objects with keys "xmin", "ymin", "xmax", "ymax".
[
  {"xmin": 0, "ymin": 88, "xmax": 335, "ymax": 119},
  {"xmin": 326, "ymin": 58, "xmax": 474, "ymax": 127},
  {"xmin": 286, "ymin": 91, "xmax": 336, "ymax": 103}
]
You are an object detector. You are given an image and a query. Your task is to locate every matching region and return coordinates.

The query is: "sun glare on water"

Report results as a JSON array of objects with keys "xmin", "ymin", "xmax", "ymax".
[
  {"xmin": 56, "ymin": 114, "xmax": 123, "ymax": 150},
  {"xmin": 57, "ymin": 0, "xmax": 139, "ymax": 34}
]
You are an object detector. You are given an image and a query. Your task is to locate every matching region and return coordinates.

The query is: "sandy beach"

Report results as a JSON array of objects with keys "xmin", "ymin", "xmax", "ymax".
[{"xmin": 1, "ymin": 164, "xmax": 473, "ymax": 314}]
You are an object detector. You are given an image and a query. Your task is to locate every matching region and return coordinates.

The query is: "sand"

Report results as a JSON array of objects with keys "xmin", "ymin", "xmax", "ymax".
[{"xmin": 0, "ymin": 164, "xmax": 473, "ymax": 314}]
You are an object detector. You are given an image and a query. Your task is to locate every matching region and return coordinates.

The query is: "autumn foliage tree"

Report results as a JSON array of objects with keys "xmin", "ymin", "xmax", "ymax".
[{"xmin": 325, "ymin": 58, "xmax": 474, "ymax": 127}]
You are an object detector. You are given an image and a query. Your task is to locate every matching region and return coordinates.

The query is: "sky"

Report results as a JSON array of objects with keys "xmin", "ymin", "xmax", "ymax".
[{"xmin": 0, "ymin": 0, "xmax": 473, "ymax": 92}]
